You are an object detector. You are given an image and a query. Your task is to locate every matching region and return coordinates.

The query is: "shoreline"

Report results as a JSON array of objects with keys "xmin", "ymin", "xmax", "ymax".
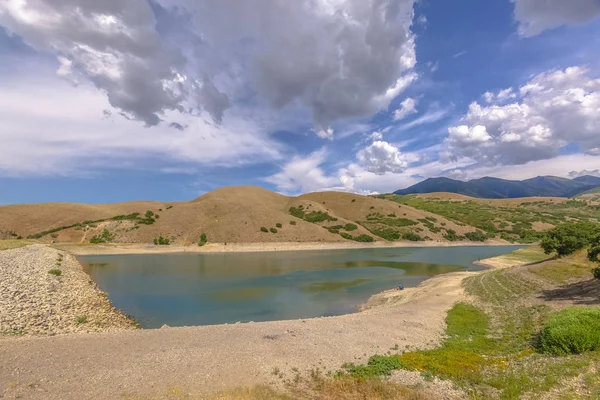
[
  {"xmin": 0, "ymin": 243, "xmax": 532, "ymax": 398},
  {"xmin": 56, "ymin": 239, "xmax": 513, "ymax": 255}
]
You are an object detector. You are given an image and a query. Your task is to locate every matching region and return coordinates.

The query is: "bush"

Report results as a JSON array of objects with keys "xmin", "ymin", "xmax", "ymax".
[
  {"xmin": 48, "ymin": 269, "xmax": 62, "ymax": 277},
  {"xmin": 351, "ymin": 199, "xmax": 356, "ymax": 202},
  {"xmin": 355, "ymin": 234, "xmax": 374, "ymax": 242},
  {"xmin": 198, "ymin": 233, "xmax": 207, "ymax": 247},
  {"xmin": 340, "ymin": 232, "xmax": 353, "ymax": 240},
  {"xmin": 465, "ymin": 231, "xmax": 487, "ymax": 242},
  {"xmin": 541, "ymin": 221, "xmax": 600, "ymax": 256},
  {"xmin": 90, "ymin": 229, "xmax": 114, "ymax": 244},
  {"xmin": 276, "ymin": 223, "xmax": 282, "ymax": 228},
  {"xmin": 145, "ymin": 210, "xmax": 154, "ymax": 218},
  {"xmin": 593, "ymin": 268, "xmax": 600, "ymax": 280},
  {"xmin": 269, "ymin": 228, "xmax": 278, "ymax": 233},
  {"xmin": 289, "ymin": 221, "xmax": 296, "ymax": 225},
  {"xmin": 153, "ymin": 236, "xmax": 170, "ymax": 245},
  {"xmin": 539, "ymin": 307, "xmax": 600, "ymax": 355},
  {"xmin": 344, "ymin": 223, "xmax": 358, "ymax": 231},
  {"xmin": 260, "ymin": 227, "xmax": 268, "ymax": 232},
  {"xmin": 304, "ymin": 211, "xmax": 337, "ymax": 223},
  {"xmin": 402, "ymin": 232, "xmax": 424, "ymax": 241}
]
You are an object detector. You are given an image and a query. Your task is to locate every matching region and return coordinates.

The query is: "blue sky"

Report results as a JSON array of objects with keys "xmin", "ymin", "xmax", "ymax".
[{"xmin": 1, "ymin": 0, "xmax": 600, "ymax": 204}]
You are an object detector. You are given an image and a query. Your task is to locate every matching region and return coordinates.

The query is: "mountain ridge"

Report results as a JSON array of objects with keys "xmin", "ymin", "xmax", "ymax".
[{"xmin": 394, "ymin": 175, "xmax": 600, "ymax": 199}]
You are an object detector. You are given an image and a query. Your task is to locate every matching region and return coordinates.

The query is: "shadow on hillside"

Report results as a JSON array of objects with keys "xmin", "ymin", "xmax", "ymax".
[{"xmin": 539, "ymin": 279, "xmax": 600, "ymax": 306}]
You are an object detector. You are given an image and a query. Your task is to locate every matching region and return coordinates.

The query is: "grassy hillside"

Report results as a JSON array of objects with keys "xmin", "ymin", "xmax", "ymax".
[
  {"xmin": 0, "ymin": 186, "xmax": 479, "ymax": 245},
  {"xmin": 381, "ymin": 193, "xmax": 600, "ymax": 243}
]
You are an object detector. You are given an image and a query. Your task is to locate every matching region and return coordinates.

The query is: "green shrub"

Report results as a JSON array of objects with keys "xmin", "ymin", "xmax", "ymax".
[
  {"xmin": 402, "ymin": 232, "xmax": 424, "ymax": 241},
  {"xmin": 198, "ymin": 233, "xmax": 208, "ymax": 247},
  {"xmin": 539, "ymin": 307, "xmax": 600, "ymax": 355},
  {"xmin": 340, "ymin": 232, "xmax": 353, "ymax": 240},
  {"xmin": 443, "ymin": 229, "xmax": 459, "ymax": 241},
  {"xmin": 270, "ymin": 228, "xmax": 278, "ymax": 233},
  {"xmin": 304, "ymin": 211, "xmax": 337, "ymax": 223},
  {"xmin": 260, "ymin": 227, "xmax": 268, "ymax": 232},
  {"xmin": 351, "ymin": 199, "xmax": 356, "ymax": 202},
  {"xmin": 75, "ymin": 315, "xmax": 88, "ymax": 325},
  {"xmin": 355, "ymin": 234, "xmax": 374, "ymax": 242},
  {"xmin": 541, "ymin": 221, "xmax": 600, "ymax": 256},
  {"xmin": 289, "ymin": 206, "xmax": 305, "ymax": 219},
  {"xmin": 145, "ymin": 210, "xmax": 154, "ymax": 218},
  {"xmin": 166, "ymin": 205, "xmax": 173, "ymax": 210},
  {"xmin": 48, "ymin": 269, "xmax": 62, "ymax": 277},
  {"xmin": 90, "ymin": 229, "xmax": 114, "ymax": 244},
  {"xmin": 465, "ymin": 231, "xmax": 487, "ymax": 242},
  {"xmin": 344, "ymin": 223, "xmax": 358, "ymax": 231},
  {"xmin": 289, "ymin": 221, "xmax": 296, "ymax": 225},
  {"xmin": 153, "ymin": 236, "xmax": 170, "ymax": 245},
  {"xmin": 276, "ymin": 223, "xmax": 282, "ymax": 228},
  {"xmin": 593, "ymin": 268, "xmax": 600, "ymax": 280}
]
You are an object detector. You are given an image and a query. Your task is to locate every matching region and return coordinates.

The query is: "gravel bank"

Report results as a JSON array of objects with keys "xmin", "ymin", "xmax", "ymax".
[{"xmin": 0, "ymin": 245, "xmax": 136, "ymax": 336}]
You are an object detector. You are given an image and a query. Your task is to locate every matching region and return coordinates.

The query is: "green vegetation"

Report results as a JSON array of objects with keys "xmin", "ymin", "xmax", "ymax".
[
  {"xmin": 289, "ymin": 221, "xmax": 296, "ymax": 225},
  {"xmin": 0, "ymin": 240, "xmax": 32, "ymax": 250},
  {"xmin": 166, "ymin": 205, "xmax": 173, "ymax": 210},
  {"xmin": 541, "ymin": 221, "xmax": 600, "ymax": 256},
  {"xmin": 198, "ymin": 233, "xmax": 208, "ymax": 247},
  {"xmin": 343, "ymin": 223, "xmax": 358, "ymax": 231},
  {"xmin": 89, "ymin": 229, "xmax": 114, "ymax": 244},
  {"xmin": 153, "ymin": 236, "xmax": 170, "ymax": 245},
  {"xmin": 338, "ymin": 248, "xmax": 600, "ymax": 399},
  {"xmin": 276, "ymin": 223, "xmax": 282, "ymax": 228},
  {"xmin": 75, "ymin": 315, "xmax": 88, "ymax": 325},
  {"xmin": 269, "ymin": 228, "xmax": 278, "ymax": 233},
  {"xmin": 539, "ymin": 307, "xmax": 600, "ymax": 355},
  {"xmin": 288, "ymin": 206, "xmax": 337, "ymax": 223},
  {"xmin": 48, "ymin": 268, "xmax": 62, "ymax": 277},
  {"xmin": 464, "ymin": 231, "xmax": 487, "ymax": 242},
  {"xmin": 260, "ymin": 227, "xmax": 269, "ymax": 233},
  {"xmin": 401, "ymin": 232, "xmax": 424, "ymax": 241},
  {"xmin": 28, "ymin": 211, "xmax": 158, "ymax": 240},
  {"xmin": 384, "ymin": 194, "xmax": 600, "ymax": 243},
  {"xmin": 339, "ymin": 232, "xmax": 374, "ymax": 242}
]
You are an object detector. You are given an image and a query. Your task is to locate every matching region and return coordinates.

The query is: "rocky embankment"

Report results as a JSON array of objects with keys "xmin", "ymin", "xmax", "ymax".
[{"xmin": 0, "ymin": 245, "xmax": 136, "ymax": 336}]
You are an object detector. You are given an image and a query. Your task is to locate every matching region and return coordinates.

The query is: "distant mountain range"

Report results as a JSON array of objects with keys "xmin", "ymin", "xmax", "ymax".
[{"xmin": 393, "ymin": 175, "xmax": 600, "ymax": 199}]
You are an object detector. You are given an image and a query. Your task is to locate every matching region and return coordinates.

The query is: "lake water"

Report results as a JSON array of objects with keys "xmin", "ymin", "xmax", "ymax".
[{"xmin": 80, "ymin": 245, "xmax": 521, "ymax": 328}]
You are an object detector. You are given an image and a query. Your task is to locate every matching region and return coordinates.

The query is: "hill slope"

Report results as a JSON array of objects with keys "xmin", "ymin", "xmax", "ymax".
[
  {"xmin": 394, "ymin": 175, "xmax": 600, "ymax": 199},
  {"xmin": 0, "ymin": 186, "xmax": 476, "ymax": 245}
]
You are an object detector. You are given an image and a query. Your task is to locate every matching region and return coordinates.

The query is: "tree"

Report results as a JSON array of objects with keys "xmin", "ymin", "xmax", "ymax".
[
  {"xmin": 588, "ymin": 234, "xmax": 600, "ymax": 280},
  {"xmin": 541, "ymin": 222, "xmax": 600, "ymax": 257}
]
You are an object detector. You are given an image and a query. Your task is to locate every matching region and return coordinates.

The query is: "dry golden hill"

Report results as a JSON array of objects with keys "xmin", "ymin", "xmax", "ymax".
[{"xmin": 0, "ymin": 186, "xmax": 478, "ymax": 245}]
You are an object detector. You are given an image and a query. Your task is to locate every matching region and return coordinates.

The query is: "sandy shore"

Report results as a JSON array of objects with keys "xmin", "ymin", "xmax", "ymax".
[
  {"xmin": 0, "ymin": 243, "xmax": 527, "ymax": 399},
  {"xmin": 57, "ymin": 239, "xmax": 510, "ymax": 255}
]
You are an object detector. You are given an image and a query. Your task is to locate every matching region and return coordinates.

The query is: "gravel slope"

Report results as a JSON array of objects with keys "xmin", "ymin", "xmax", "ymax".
[{"xmin": 0, "ymin": 245, "xmax": 136, "ymax": 336}]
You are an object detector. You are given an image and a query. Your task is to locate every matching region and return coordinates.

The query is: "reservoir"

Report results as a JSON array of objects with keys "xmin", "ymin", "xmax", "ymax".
[{"xmin": 80, "ymin": 245, "xmax": 521, "ymax": 328}]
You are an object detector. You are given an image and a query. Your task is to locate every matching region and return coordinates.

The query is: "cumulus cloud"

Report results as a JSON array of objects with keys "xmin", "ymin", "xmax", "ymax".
[
  {"xmin": 264, "ymin": 149, "xmax": 340, "ymax": 194},
  {"xmin": 393, "ymin": 98, "xmax": 418, "ymax": 121},
  {"xmin": 158, "ymin": 0, "xmax": 418, "ymax": 133},
  {"xmin": 512, "ymin": 0, "xmax": 600, "ymax": 36},
  {"xmin": 357, "ymin": 141, "xmax": 411, "ymax": 174},
  {"xmin": 0, "ymin": 69, "xmax": 281, "ymax": 176},
  {"xmin": 446, "ymin": 66, "xmax": 600, "ymax": 165},
  {"xmin": 0, "ymin": 0, "xmax": 418, "ymax": 134}
]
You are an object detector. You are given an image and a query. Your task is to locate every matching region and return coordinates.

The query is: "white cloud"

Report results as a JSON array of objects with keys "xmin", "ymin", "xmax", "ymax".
[
  {"xmin": 395, "ymin": 107, "xmax": 451, "ymax": 131},
  {"xmin": 447, "ymin": 66, "xmax": 600, "ymax": 165},
  {"xmin": 370, "ymin": 131, "xmax": 383, "ymax": 141},
  {"xmin": 393, "ymin": 98, "xmax": 418, "ymax": 121},
  {"xmin": 0, "ymin": 68, "xmax": 282, "ymax": 176},
  {"xmin": 264, "ymin": 149, "xmax": 340, "ymax": 194},
  {"xmin": 512, "ymin": 0, "xmax": 600, "ymax": 36},
  {"xmin": 357, "ymin": 141, "xmax": 412, "ymax": 175},
  {"xmin": 0, "ymin": 0, "xmax": 418, "ymax": 134}
]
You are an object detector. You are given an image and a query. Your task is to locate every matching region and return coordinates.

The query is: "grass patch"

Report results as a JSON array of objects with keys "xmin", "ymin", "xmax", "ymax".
[
  {"xmin": 539, "ymin": 307, "xmax": 600, "ymax": 355},
  {"xmin": 0, "ymin": 240, "xmax": 32, "ymax": 250},
  {"xmin": 48, "ymin": 268, "xmax": 62, "ymax": 277},
  {"xmin": 75, "ymin": 315, "xmax": 88, "ymax": 325},
  {"xmin": 528, "ymin": 251, "xmax": 595, "ymax": 283}
]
